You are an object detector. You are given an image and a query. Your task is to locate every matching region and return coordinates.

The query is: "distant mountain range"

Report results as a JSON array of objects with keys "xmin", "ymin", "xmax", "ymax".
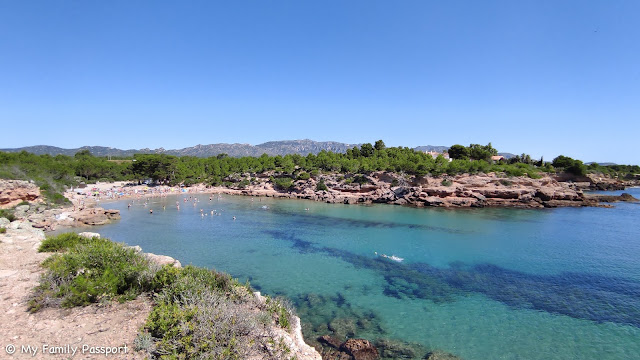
[{"xmin": 1, "ymin": 140, "xmax": 516, "ymax": 159}]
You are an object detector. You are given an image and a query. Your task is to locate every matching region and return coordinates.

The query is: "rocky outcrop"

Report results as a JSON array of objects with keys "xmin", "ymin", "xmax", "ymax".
[
  {"xmin": 316, "ymin": 335, "xmax": 379, "ymax": 360},
  {"xmin": 252, "ymin": 292, "xmax": 322, "ymax": 360},
  {"xmin": 145, "ymin": 253, "xmax": 182, "ymax": 268},
  {"xmin": 584, "ymin": 193, "xmax": 639, "ymax": 204},
  {"xmin": 217, "ymin": 172, "xmax": 620, "ymax": 209},
  {"xmin": 340, "ymin": 338, "xmax": 379, "ymax": 360},
  {"xmin": 0, "ymin": 180, "xmax": 41, "ymax": 208},
  {"xmin": 4, "ymin": 204, "xmax": 122, "ymax": 231},
  {"xmin": 374, "ymin": 338, "xmax": 425, "ymax": 359},
  {"xmin": 74, "ymin": 208, "xmax": 121, "ymax": 226},
  {"xmin": 78, "ymin": 231, "xmax": 101, "ymax": 239}
]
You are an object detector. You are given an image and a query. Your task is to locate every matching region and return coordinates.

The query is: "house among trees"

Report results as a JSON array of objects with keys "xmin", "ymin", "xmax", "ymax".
[
  {"xmin": 426, "ymin": 151, "xmax": 452, "ymax": 162},
  {"xmin": 426, "ymin": 151, "xmax": 449, "ymax": 159},
  {"xmin": 491, "ymin": 155, "xmax": 505, "ymax": 162}
]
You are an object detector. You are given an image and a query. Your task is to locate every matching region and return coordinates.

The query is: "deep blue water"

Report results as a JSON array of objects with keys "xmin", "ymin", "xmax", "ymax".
[{"xmin": 85, "ymin": 188, "xmax": 640, "ymax": 359}]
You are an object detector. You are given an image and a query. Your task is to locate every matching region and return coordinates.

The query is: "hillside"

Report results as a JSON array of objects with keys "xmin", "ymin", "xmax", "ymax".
[
  {"xmin": 1, "ymin": 140, "xmax": 507, "ymax": 158},
  {"xmin": 1, "ymin": 140, "xmax": 360, "ymax": 158}
]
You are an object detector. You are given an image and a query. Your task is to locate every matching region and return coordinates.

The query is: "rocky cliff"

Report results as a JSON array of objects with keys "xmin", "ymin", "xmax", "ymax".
[
  {"xmin": 0, "ymin": 180, "xmax": 41, "ymax": 208},
  {"xmin": 222, "ymin": 172, "xmax": 637, "ymax": 209}
]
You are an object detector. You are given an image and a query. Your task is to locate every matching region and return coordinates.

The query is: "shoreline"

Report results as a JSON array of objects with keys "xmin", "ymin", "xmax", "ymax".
[
  {"xmin": 0, "ymin": 207, "xmax": 321, "ymax": 360},
  {"xmin": 63, "ymin": 172, "xmax": 639, "ymax": 212}
]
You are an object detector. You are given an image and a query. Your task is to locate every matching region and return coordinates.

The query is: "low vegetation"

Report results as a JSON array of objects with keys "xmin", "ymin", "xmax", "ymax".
[
  {"xmin": 31, "ymin": 233, "xmax": 298, "ymax": 359},
  {"xmin": 0, "ymin": 209, "xmax": 16, "ymax": 222},
  {"xmin": 29, "ymin": 233, "xmax": 156, "ymax": 311}
]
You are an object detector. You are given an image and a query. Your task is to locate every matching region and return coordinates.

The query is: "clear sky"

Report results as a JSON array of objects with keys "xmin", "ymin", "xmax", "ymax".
[{"xmin": 1, "ymin": 1, "xmax": 638, "ymax": 164}]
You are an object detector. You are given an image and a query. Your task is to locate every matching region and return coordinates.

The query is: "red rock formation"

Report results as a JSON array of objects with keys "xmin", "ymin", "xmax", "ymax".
[{"xmin": 0, "ymin": 180, "xmax": 41, "ymax": 208}]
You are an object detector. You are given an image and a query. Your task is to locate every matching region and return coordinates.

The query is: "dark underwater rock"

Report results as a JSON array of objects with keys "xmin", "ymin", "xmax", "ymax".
[{"xmin": 340, "ymin": 338, "xmax": 379, "ymax": 360}]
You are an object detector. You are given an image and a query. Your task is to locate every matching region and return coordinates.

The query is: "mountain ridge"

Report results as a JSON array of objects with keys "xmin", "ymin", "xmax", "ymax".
[{"xmin": 1, "ymin": 140, "xmax": 517, "ymax": 159}]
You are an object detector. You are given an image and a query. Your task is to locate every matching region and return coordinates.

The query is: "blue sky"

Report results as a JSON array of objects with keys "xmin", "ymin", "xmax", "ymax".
[{"xmin": 1, "ymin": 1, "xmax": 638, "ymax": 163}]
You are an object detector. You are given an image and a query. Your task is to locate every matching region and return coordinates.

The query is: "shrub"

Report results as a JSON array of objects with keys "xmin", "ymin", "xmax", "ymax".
[
  {"xmin": 29, "ymin": 234, "xmax": 156, "ymax": 312},
  {"xmin": 38, "ymin": 232, "xmax": 93, "ymax": 252},
  {"xmin": 265, "ymin": 296, "xmax": 295, "ymax": 331},
  {"xmin": 144, "ymin": 266, "xmax": 292, "ymax": 359},
  {"xmin": 296, "ymin": 172, "xmax": 310, "ymax": 180},
  {"xmin": 316, "ymin": 180, "xmax": 328, "ymax": 191},
  {"xmin": 0, "ymin": 209, "xmax": 16, "ymax": 222},
  {"xmin": 273, "ymin": 177, "xmax": 294, "ymax": 190},
  {"xmin": 441, "ymin": 179, "xmax": 453, "ymax": 187},
  {"xmin": 0, "ymin": 228, "xmax": 6, "ymax": 234},
  {"xmin": 237, "ymin": 179, "xmax": 250, "ymax": 189},
  {"xmin": 503, "ymin": 165, "xmax": 526, "ymax": 177},
  {"xmin": 499, "ymin": 179, "xmax": 513, "ymax": 186},
  {"xmin": 391, "ymin": 179, "xmax": 399, "ymax": 187},
  {"xmin": 41, "ymin": 189, "xmax": 71, "ymax": 206},
  {"xmin": 353, "ymin": 175, "xmax": 370, "ymax": 184}
]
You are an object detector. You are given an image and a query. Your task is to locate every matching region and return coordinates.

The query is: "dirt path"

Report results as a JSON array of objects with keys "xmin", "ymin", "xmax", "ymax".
[{"xmin": 0, "ymin": 221, "xmax": 151, "ymax": 359}]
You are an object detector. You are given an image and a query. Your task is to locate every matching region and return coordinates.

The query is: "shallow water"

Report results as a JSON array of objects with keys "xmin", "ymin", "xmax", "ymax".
[{"xmin": 86, "ymin": 188, "xmax": 640, "ymax": 359}]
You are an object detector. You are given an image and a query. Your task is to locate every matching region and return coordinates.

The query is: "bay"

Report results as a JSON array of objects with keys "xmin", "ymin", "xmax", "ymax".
[{"xmin": 84, "ymin": 188, "xmax": 640, "ymax": 359}]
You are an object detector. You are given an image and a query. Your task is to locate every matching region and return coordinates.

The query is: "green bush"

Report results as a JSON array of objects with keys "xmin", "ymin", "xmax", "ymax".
[
  {"xmin": 273, "ymin": 177, "xmax": 294, "ymax": 190},
  {"xmin": 42, "ymin": 189, "xmax": 72, "ymax": 206},
  {"xmin": 441, "ymin": 179, "xmax": 453, "ymax": 187},
  {"xmin": 316, "ymin": 180, "xmax": 328, "ymax": 191},
  {"xmin": 296, "ymin": 172, "xmax": 310, "ymax": 180},
  {"xmin": 38, "ymin": 232, "xmax": 93, "ymax": 252},
  {"xmin": 0, "ymin": 209, "xmax": 16, "ymax": 222},
  {"xmin": 352, "ymin": 175, "xmax": 370, "ymax": 184},
  {"xmin": 143, "ymin": 266, "xmax": 293, "ymax": 359},
  {"xmin": 237, "ymin": 179, "xmax": 250, "ymax": 189},
  {"xmin": 29, "ymin": 234, "xmax": 155, "ymax": 312},
  {"xmin": 527, "ymin": 171, "xmax": 542, "ymax": 179},
  {"xmin": 265, "ymin": 296, "xmax": 295, "ymax": 331},
  {"xmin": 0, "ymin": 227, "xmax": 6, "ymax": 234}
]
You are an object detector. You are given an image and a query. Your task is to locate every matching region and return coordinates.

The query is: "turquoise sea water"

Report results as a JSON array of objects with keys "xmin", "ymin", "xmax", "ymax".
[{"xmin": 86, "ymin": 188, "xmax": 640, "ymax": 359}]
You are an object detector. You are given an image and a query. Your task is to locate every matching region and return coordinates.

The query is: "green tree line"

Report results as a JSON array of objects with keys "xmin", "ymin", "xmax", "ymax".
[{"xmin": 1, "ymin": 142, "xmax": 637, "ymax": 204}]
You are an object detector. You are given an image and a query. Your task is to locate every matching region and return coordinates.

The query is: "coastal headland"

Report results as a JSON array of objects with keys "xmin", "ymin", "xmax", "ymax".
[{"xmin": 49, "ymin": 171, "xmax": 639, "ymax": 214}]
